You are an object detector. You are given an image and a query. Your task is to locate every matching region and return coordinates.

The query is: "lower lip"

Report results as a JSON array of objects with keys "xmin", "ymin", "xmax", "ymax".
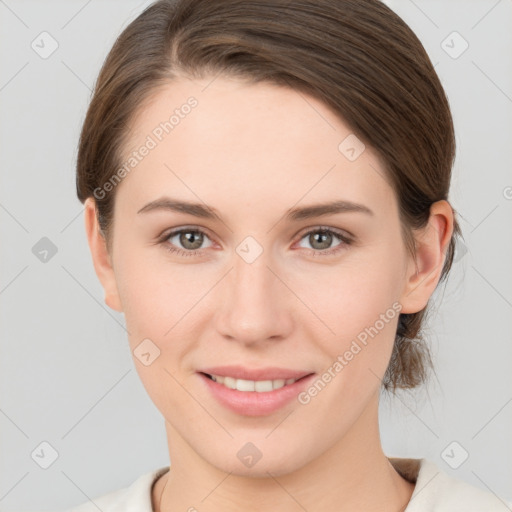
[{"xmin": 198, "ymin": 372, "xmax": 316, "ymax": 416}]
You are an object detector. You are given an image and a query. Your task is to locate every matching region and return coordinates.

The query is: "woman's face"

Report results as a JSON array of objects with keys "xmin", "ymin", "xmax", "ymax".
[{"xmin": 86, "ymin": 75, "xmax": 439, "ymax": 476}]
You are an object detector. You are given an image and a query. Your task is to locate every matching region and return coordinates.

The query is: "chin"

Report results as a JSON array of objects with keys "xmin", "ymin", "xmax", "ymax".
[{"xmin": 202, "ymin": 442, "xmax": 313, "ymax": 478}]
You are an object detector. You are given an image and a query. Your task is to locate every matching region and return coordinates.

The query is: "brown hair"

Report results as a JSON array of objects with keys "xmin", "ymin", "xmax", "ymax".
[{"xmin": 76, "ymin": 0, "xmax": 463, "ymax": 393}]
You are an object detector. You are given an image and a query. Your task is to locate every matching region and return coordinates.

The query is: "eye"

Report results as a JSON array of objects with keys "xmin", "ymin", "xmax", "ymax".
[
  {"xmin": 158, "ymin": 226, "xmax": 353, "ymax": 258},
  {"xmin": 160, "ymin": 227, "xmax": 213, "ymax": 257},
  {"xmin": 295, "ymin": 227, "xmax": 352, "ymax": 256}
]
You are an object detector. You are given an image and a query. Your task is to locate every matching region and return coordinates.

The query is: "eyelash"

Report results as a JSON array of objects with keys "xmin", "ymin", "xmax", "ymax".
[{"xmin": 158, "ymin": 226, "xmax": 353, "ymax": 258}]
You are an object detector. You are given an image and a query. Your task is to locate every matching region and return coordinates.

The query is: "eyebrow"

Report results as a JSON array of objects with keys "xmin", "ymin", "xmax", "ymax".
[{"xmin": 136, "ymin": 197, "xmax": 374, "ymax": 221}]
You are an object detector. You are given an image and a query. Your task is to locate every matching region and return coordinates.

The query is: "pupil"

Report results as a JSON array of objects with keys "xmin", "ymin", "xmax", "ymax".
[
  {"xmin": 182, "ymin": 231, "xmax": 202, "ymax": 250},
  {"xmin": 312, "ymin": 232, "xmax": 331, "ymax": 250}
]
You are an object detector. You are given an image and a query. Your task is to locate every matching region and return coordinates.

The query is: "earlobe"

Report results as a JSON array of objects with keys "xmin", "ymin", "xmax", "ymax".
[
  {"xmin": 84, "ymin": 197, "xmax": 123, "ymax": 312},
  {"xmin": 399, "ymin": 200, "xmax": 454, "ymax": 314}
]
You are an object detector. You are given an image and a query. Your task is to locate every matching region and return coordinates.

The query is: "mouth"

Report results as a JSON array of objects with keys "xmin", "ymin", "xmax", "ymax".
[
  {"xmin": 197, "ymin": 369, "xmax": 317, "ymax": 416},
  {"xmin": 199, "ymin": 372, "xmax": 312, "ymax": 392}
]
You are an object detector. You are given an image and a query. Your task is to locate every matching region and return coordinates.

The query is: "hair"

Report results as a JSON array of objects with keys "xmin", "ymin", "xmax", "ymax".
[{"xmin": 76, "ymin": 0, "xmax": 463, "ymax": 393}]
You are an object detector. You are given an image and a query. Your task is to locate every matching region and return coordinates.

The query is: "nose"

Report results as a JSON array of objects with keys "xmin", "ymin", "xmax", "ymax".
[{"xmin": 215, "ymin": 245, "xmax": 294, "ymax": 347}]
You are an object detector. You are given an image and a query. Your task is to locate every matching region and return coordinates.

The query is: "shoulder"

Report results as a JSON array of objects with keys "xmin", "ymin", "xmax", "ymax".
[
  {"xmin": 400, "ymin": 457, "xmax": 512, "ymax": 511},
  {"xmin": 60, "ymin": 466, "xmax": 169, "ymax": 512}
]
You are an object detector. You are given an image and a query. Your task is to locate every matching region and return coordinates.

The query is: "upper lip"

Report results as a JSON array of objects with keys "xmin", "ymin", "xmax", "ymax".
[{"xmin": 198, "ymin": 365, "xmax": 314, "ymax": 381}]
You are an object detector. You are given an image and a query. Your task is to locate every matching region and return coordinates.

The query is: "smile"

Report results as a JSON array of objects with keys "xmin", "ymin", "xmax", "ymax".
[{"xmin": 204, "ymin": 373, "xmax": 300, "ymax": 392}]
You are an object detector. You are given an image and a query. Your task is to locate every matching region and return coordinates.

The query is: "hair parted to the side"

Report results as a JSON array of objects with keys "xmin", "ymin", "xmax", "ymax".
[{"xmin": 76, "ymin": 0, "xmax": 463, "ymax": 394}]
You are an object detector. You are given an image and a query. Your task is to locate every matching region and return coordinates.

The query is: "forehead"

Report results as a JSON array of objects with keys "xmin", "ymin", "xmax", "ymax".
[{"xmin": 117, "ymin": 76, "xmax": 395, "ymax": 218}]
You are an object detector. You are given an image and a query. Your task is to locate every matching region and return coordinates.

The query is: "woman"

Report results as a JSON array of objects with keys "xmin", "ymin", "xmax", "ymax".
[{"xmin": 65, "ymin": 0, "xmax": 510, "ymax": 510}]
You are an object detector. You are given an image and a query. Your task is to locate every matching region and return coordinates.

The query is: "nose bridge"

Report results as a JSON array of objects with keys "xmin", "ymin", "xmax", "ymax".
[
  {"xmin": 233, "ymin": 236, "xmax": 273, "ymax": 300},
  {"xmin": 216, "ymin": 235, "xmax": 292, "ymax": 343}
]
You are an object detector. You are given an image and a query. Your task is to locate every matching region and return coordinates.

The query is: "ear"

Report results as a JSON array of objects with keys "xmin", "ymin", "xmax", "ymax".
[
  {"xmin": 399, "ymin": 200, "xmax": 454, "ymax": 314},
  {"xmin": 84, "ymin": 197, "xmax": 123, "ymax": 312}
]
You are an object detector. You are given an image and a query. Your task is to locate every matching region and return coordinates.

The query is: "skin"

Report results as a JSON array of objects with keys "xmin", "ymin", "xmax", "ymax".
[{"xmin": 84, "ymin": 75, "xmax": 453, "ymax": 512}]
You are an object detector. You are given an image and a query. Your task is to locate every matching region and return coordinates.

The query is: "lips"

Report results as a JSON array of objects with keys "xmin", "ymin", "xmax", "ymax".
[
  {"xmin": 198, "ymin": 369, "xmax": 317, "ymax": 416},
  {"xmin": 201, "ymin": 372, "xmax": 304, "ymax": 392},
  {"xmin": 198, "ymin": 365, "xmax": 313, "ymax": 381},
  {"xmin": 196, "ymin": 365, "xmax": 316, "ymax": 416}
]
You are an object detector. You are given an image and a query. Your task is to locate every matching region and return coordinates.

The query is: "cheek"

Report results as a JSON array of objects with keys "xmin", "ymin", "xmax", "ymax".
[
  {"xmin": 300, "ymin": 253, "xmax": 401, "ymax": 333},
  {"xmin": 296, "ymin": 251, "xmax": 403, "ymax": 383},
  {"xmin": 113, "ymin": 252, "xmax": 196, "ymax": 412},
  {"xmin": 295, "ymin": 275, "xmax": 401, "ymax": 423},
  {"xmin": 114, "ymin": 248, "xmax": 186, "ymax": 340}
]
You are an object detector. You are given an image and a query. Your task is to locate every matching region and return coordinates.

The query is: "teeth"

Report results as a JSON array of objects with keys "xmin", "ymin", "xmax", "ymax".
[{"xmin": 209, "ymin": 374, "xmax": 299, "ymax": 392}]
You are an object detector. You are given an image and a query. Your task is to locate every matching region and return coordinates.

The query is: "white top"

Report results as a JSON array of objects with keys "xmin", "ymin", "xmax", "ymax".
[{"xmin": 62, "ymin": 457, "xmax": 512, "ymax": 511}]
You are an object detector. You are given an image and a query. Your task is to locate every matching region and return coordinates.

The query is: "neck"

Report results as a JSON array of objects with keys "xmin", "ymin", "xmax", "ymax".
[{"xmin": 153, "ymin": 393, "xmax": 415, "ymax": 512}]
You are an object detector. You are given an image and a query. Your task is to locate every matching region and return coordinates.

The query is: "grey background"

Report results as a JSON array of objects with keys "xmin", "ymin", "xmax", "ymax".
[{"xmin": 0, "ymin": 0, "xmax": 511, "ymax": 510}]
